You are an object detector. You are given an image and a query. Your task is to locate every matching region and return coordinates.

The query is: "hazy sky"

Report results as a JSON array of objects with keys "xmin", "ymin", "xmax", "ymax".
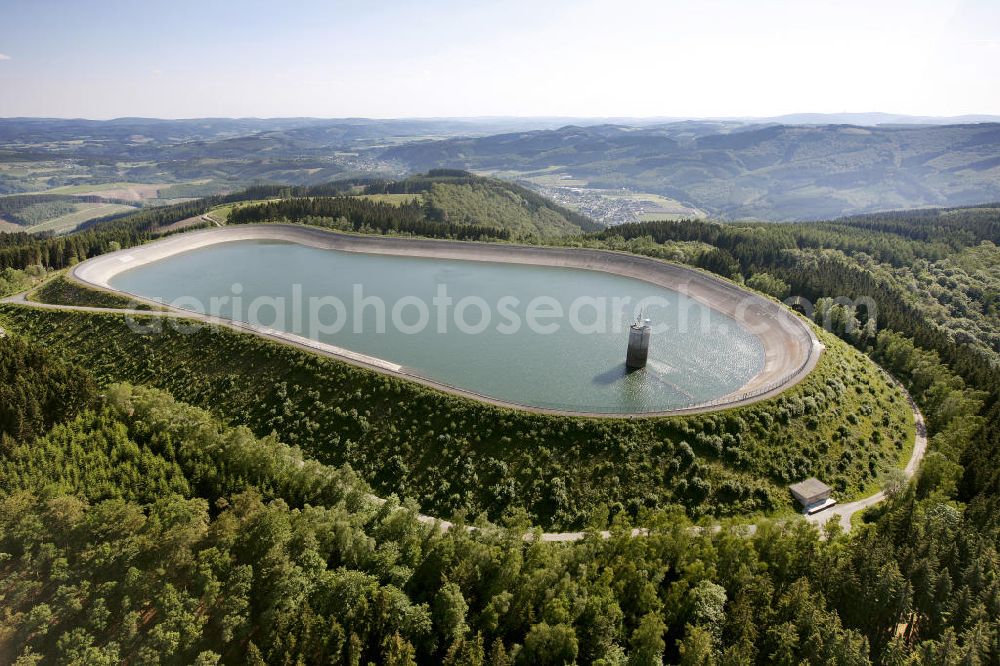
[{"xmin": 1, "ymin": 0, "xmax": 998, "ymax": 119}]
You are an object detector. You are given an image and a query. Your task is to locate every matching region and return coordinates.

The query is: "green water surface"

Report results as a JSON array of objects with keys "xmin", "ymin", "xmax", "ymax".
[{"xmin": 110, "ymin": 240, "xmax": 765, "ymax": 413}]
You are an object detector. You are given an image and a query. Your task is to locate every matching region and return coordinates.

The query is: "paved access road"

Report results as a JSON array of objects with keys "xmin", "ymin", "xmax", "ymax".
[
  {"xmin": 535, "ymin": 385, "xmax": 927, "ymax": 540},
  {"xmin": 805, "ymin": 384, "xmax": 927, "ymax": 532}
]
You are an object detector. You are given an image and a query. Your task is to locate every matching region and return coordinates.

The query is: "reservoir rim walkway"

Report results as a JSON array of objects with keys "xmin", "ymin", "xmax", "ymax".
[{"xmin": 63, "ymin": 223, "xmax": 822, "ymax": 418}]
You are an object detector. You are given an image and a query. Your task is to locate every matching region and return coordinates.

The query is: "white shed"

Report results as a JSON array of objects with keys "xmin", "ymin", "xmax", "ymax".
[{"xmin": 789, "ymin": 477, "xmax": 836, "ymax": 514}]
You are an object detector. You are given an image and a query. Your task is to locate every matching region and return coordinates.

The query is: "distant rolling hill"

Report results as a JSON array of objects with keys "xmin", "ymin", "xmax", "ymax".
[
  {"xmin": 0, "ymin": 117, "xmax": 602, "ymax": 155},
  {"xmin": 0, "ymin": 117, "xmax": 614, "ymax": 196},
  {"xmin": 757, "ymin": 112, "xmax": 1000, "ymax": 126},
  {"xmin": 376, "ymin": 170, "xmax": 603, "ymax": 237},
  {"xmin": 6, "ymin": 117, "xmax": 1000, "ymax": 221},
  {"xmin": 381, "ymin": 122, "xmax": 1000, "ymax": 221},
  {"xmin": 225, "ymin": 171, "xmax": 601, "ymax": 240}
]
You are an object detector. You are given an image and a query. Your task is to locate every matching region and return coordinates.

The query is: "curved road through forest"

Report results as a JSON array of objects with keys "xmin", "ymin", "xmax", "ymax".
[
  {"xmin": 804, "ymin": 383, "xmax": 927, "ymax": 532},
  {"xmin": 0, "ymin": 293, "xmax": 927, "ymax": 539}
]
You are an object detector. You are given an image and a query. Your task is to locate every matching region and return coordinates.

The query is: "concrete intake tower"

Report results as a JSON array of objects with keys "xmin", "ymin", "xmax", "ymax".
[{"xmin": 626, "ymin": 317, "xmax": 652, "ymax": 370}]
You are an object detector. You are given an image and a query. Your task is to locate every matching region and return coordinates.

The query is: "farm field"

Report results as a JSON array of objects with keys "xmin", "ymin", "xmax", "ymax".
[
  {"xmin": 351, "ymin": 192, "xmax": 423, "ymax": 205},
  {"xmin": 45, "ymin": 181, "xmax": 163, "ymax": 198},
  {"xmin": 519, "ymin": 170, "xmax": 590, "ymax": 187},
  {"xmin": 26, "ymin": 201, "xmax": 136, "ymax": 234}
]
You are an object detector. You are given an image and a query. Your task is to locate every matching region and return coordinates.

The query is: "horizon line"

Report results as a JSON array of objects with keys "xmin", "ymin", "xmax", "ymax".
[{"xmin": 4, "ymin": 111, "xmax": 1000, "ymax": 123}]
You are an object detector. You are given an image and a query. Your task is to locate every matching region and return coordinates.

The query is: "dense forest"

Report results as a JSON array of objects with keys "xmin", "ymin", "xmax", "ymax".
[
  {"xmin": 227, "ymin": 196, "xmax": 510, "ymax": 241},
  {"xmin": 0, "ymin": 264, "xmax": 49, "ymax": 299},
  {"xmin": 228, "ymin": 171, "xmax": 600, "ymax": 239},
  {"xmin": 589, "ymin": 205, "xmax": 1000, "ymax": 397},
  {"xmin": 0, "ymin": 180, "xmax": 998, "ymax": 662},
  {"xmin": 0, "ymin": 193, "xmax": 139, "ymax": 227},
  {"xmin": 0, "ymin": 305, "xmax": 911, "ymax": 528},
  {"xmin": 364, "ymin": 170, "xmax": 603, "ymax": 234},
  {"xmin": 0, "ymin": 326, "xmax": 994, "ymax": 665}
]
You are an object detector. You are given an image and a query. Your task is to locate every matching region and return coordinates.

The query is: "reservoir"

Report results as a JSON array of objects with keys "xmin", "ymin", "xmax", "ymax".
[{"xmin": 109, "ymin": 239, "xmax": 766, "ymax": 414}]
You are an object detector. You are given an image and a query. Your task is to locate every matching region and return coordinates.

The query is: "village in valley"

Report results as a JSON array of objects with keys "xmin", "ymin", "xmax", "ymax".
[{"xmin": 526, "ymin": 176, "xmax": 704, "ymax": 226}]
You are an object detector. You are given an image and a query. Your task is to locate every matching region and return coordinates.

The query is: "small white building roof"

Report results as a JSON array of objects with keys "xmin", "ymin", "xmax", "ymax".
[{"xmin": 789, "ymin": 477, "xmax": 832, "ymax": 503}]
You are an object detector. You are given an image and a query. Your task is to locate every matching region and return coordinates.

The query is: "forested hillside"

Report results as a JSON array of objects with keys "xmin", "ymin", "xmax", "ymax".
[
  {"xmin": 588, "ymin": 204, "xmax": 1000, "ymax": 395},
  {"xmin": 0, "ymin": 195, "xmax": 78, "ymax": 226},
  {"xmin": 5, "ymin": 117, "xmax": 1000, "ymax": 221},
  {"xmin": 0, "ymin": 193, "xmax": 140, "ymax": 234},
  {"xmin": 228, "ymin": 171, "xmax": 600, "ymax": 239},
  {"xmin": 365, "ymin": 170, "xmax": 602, "ymax": 235},
  {"xmin": 0, "ymin": 304, "xmax": 912, "ymax": 528},
  {"xmin": 383, "ymin": 123, "xmax": 1000, "ymax": 220},
  {"xmin": 0, "ymin": 327, "xmax": 993, "ymax": 665},
  {"xmin": 226, "ymin": 192, "xmax": 509, "ymax": 241},
  {"xmin": 0, "ymin": 180, "xmax": 998, "ymax": 663}
]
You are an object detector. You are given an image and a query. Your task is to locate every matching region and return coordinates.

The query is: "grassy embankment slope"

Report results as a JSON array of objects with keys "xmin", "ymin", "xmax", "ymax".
[
  {"xmin": 26, "ymin": 274, "xmax": 165, "ymax": 310},
  {"xmin": 0, "ymin": 303, "xmax": 912, "ymax": 530}
]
